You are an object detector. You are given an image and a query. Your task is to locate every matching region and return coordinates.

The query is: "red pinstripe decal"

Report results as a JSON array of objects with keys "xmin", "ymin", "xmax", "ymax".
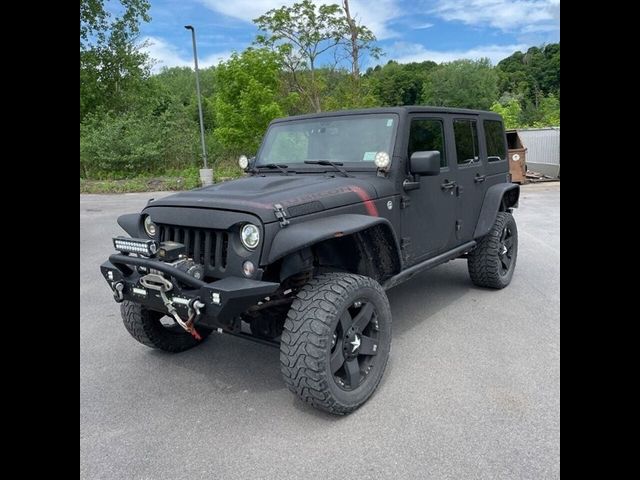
[{"xmin": 348, "ymin": 185, "xmax": 378, "ymax": 217}]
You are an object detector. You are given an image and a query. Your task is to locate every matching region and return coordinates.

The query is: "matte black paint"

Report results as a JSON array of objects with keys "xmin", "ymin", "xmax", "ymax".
[
  {"xmin": 105, "ymin": 106, "xmax": 515, "ymax": 325},
  {"xmin": 473, "ymin": 183, "xmax": 520, "ymax": 239},
  {"xmin": 266, "ymin": 214, "xmax": 398, "ymax": 264}
]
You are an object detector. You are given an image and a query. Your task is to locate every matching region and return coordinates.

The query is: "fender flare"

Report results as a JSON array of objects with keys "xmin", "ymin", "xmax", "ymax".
[
  {"xmin": 266, "ymin": 214, "xmax": 401, "ymax": 265},
  {"xmin": 473, "ymin": 183, "xmax": 520, "ymax": 239},
  {"xmin": 117, "ymin": 213, "xmax": 143, "ymax": 238}
]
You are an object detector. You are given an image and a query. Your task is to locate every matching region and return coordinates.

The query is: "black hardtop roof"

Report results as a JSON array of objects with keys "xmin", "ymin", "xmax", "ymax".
[{"xmin": 270, "ymin": 106, "xmax": 502, "ymax": 124}]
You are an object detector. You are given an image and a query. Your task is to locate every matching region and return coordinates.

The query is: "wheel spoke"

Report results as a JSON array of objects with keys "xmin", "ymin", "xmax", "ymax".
[
  {"xmin": 504, "ymin": 237, "xmax": 514, "ymax": 249},
  {"xmin": 358, "ymin": 335, "xmax": 378, "ymax": 356},
  {"xmin": 339, "ymin": 310, "xmax": 353, "ymax": 332},
  {"xmin": 500, "ymin": 228, "xmax": 507, "ymax": 242},
  {"xmin": 352, "ymin": 302, "xmax": 375, "ymax": 331},
  {"xmin": 344, "ymin": 358, "xmax": 361, "ymax": 387},
  {"xmin": 330, "ymin": 343, "xmax": 346, "ymax": 373},
  {"xmin": 501, "ymin": 256, "xmax": 511, "ymax": 270}
]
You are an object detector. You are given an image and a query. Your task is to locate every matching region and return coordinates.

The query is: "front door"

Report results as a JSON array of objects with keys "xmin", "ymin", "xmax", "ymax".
[
  {"xmin": 401, "ymin": 116, "xmax": 457, "ymax": 265},
  {"xmin": 451, "ymin": 117, "xmax": 488, "ymax": 242}
]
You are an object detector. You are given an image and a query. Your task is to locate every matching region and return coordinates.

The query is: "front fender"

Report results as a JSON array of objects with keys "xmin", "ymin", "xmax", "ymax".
[
  {"xmin": 117, "ymin": 213, "xmax": 143, "ymax": 238},
  {"xmin": 266, "ymin": 214, "xmax": 399, "ymax": 264},
  {"xmin": 474, "ymin": 183, "xmax": 520, "ymax": 239}
]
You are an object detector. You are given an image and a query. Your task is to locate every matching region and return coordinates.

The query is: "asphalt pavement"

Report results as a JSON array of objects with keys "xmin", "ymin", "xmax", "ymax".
[{"xmin": 80, "ymin": 182, "xmax": 560, "ymax": 479}]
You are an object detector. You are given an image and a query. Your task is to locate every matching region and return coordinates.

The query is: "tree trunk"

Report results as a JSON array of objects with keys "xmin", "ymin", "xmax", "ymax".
[
  {"xmin": 342, "ymin": 0, "xmax": 359, "ymax": 79},
  {"xmin": 309, "ymin": 58, "xmax": 322, "ymax": 112}
]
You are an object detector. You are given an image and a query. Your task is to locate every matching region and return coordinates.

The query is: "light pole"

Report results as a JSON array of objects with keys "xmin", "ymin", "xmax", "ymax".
[{"xmin": 185, "ymin": 25, "xmax": 212, "ymax": 185}]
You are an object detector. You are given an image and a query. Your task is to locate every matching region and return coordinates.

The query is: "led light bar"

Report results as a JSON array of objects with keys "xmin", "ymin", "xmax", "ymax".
[{"xmin": 113, "ymin": 237, "xmax": 158, "ymax": 257}]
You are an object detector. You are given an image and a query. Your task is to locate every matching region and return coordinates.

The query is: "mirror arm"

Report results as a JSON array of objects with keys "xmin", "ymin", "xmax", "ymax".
[{"xmin": 403, "ymin": 177, "xmax": 420, "ymax": 191}]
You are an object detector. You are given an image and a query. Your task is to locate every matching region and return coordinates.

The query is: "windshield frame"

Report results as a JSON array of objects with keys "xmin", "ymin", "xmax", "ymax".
[{"xmin": 255, "ymin": 113, "xmax": 400, "ymax": 171}]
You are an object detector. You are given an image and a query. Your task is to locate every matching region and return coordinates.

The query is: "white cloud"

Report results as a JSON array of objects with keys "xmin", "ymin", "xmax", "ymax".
[
  {"xmin": 413, "ymin": 22, "xmax": 434, "ymax": 29},
  {"xmin": 199, "ymin": 0, "xmax": 403, "ymax": 39},
  {"xmin": 140, "ymin": 36, "xmax": 233, "ymax": 73},
  {"xmin": 432, "ymin": 0, "xmax": 559, "ymax": 32},
  {"xmin": 388, "ymin": 42, "xmax": 528, "ymax": 65}
]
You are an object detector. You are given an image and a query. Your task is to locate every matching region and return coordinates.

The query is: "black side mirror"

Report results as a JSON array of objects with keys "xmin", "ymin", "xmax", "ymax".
[{"xmin": 410, "ymin": 151, "xmax": 441, "ymax": 176}]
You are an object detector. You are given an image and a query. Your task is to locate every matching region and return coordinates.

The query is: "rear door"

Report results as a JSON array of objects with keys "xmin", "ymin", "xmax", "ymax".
[
  {"xmin": 481, "ymin": 116, "xmax": 510, "ymax": 190},
  {"xmin": 451, "ymin": 117, "xmax": 487, "ymax": 242}
]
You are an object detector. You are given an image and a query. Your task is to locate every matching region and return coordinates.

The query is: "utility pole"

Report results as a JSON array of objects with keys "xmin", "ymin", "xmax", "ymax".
[{"xmin": 185, "ymin": 25, "xmax": 212, "ymax": 185}]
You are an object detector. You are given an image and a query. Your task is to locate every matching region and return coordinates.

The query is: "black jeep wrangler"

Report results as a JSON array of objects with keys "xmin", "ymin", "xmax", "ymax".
[{"xmin": 101, "ymin": 107, "xmax": 519, "ymax": 415}]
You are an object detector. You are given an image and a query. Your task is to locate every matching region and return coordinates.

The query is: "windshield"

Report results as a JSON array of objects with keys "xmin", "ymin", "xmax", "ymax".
[{"xmin": 256, "ymin": 114, "xmax": 398, "ymax": 167}]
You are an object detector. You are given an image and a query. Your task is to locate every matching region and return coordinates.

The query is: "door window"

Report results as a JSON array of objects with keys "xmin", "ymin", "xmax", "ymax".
[
  {"xmin": 453, "ymin": 119, "xmax": 480, "ymax": 165},
  {"xmin": 408, "ymin": 119, "xmax": 447, "ymax": 168},
  {"xmin": 483, "ymin": 120, "xmax": 507, "ymax": 162}
]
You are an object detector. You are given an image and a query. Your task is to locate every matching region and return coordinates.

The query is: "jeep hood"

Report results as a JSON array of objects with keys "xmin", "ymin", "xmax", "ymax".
[{"xmin": 146, "ymin": 174, "xmax": 387, "ymax": 224}]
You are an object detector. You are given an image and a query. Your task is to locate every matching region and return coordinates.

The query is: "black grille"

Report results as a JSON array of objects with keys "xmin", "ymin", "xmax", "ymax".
[{"xmin": 158, "ymin": 224, "xmax": 228, "ymax": 272}]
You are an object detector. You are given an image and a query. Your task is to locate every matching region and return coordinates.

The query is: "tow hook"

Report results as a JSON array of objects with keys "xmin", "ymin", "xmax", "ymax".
[
  {"xmin": 139, "ymin": 273, "xmax": 206, "ymax": 341},
  {"xmin": 112, "ymin": 282, "xmax": 124, "ymax": 303}
]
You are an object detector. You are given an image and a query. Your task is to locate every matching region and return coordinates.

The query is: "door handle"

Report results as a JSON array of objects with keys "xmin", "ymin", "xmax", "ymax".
[
  {"xmin": 474, "ymin": 174, "xmax": 487, "ymax": 183},
  {"xmin": 441, "ymin": 180, "xmax": 456, "ymax": 190}
]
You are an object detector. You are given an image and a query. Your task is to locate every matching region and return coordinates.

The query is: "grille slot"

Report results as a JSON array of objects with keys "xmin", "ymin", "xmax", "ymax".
[{"xmin": 158, "ymin": 224, "xmax": 228, "ymax": 273}]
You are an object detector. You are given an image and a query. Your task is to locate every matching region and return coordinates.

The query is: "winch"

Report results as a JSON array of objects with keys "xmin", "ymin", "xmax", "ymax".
[
  {"xmin": 111, "ymin": 237, "xmax": 207, "ymax": 338},
  {"xmin": 139, "ymin": 271, "xmax": 205, "ymax": 340}
]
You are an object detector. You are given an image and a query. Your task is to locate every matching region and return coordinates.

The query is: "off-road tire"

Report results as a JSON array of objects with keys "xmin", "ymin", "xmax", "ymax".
[
  {"xmin": 468, "ymin": 212, "xmax": 518, "ymax": 289},
  {"xmin": 120, "ymin": 301, "xmax": 212, "ymax": 352},
  {"xmin": 280, "ymin": 273, "xmax": 392, "ymax": 415}
]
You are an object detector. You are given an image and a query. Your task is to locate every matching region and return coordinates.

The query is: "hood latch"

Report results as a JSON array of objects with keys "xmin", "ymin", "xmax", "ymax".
[{"xmin": 273, "ymin": 203, "xmax": 290, "ymax": 228}]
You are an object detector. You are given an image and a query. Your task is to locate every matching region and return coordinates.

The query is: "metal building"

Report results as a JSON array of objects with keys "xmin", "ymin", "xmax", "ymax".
[{"xmin": 516, "ymin": 127, "xmax": 560, "ymax": 178}]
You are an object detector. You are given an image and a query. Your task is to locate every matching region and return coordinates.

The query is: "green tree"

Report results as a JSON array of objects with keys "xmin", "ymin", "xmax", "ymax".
[
  {"xmin": 533, "ymin": 94, "xmax": 560, "ymax": 127},
  {"xmin": 254, "ymin": 0, "xmax": 343, "ymax": 112},
  {"xmin": 213, "ymin": 48, "xmax": 290, "ymax": 155},
  {"xmin": 421, "ymin": 58, "xmax": 498, "ymax": 110},
  {"xmin": 496, "ymin": 43, "xmax": 560, "ymax": 106},
  {"xmin": 367, "ymin": 60, "xmax": 437, "ymax": 106},
  {"xmin": 490, "ymin": 99, "xmax": 522, "ymax": 129},
  {"xmin": 80, "ymin": 0, "xmax": 152, "ymax": 120},
  {"xmin": 338, "ymin": 0, "xmax": 382, "ymax": 79}
]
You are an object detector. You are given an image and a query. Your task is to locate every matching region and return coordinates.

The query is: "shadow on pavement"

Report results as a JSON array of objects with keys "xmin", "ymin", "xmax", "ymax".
[{"xmin": 135, "ymin": 260, "xmax": 473, "ymax": 402}]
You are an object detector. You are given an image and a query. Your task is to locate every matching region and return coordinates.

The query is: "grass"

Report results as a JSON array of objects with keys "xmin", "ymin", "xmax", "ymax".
[{"xmin": 80, "ymin": 160, "xmax": 244, "ymax": 194}]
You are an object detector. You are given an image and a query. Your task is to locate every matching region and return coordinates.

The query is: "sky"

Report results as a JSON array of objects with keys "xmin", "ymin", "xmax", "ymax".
[{"xmin": 134, "ymin": 0, "xmax": 560, "ymax": 73}]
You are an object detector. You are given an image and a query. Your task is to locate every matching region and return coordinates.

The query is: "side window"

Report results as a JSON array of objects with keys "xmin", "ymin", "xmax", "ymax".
[
  {"xmin": 484, "ymin": 120, "xmax": 506, "ymax": 162},
  {"xmin": 453, "ymin": 119, "xmax": 479, "ymax": 165},
  {"xmin": 408, "ymin": 119, "xmax": 447, "ymax": 168}
]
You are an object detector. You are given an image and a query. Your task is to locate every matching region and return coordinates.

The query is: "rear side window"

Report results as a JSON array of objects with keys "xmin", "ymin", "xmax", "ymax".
[
  {"xmin": 453, "ymin": 119, "xmax": 479, "ymax": 165},
  {"xmin": 408, "ymin": 119, "xmax": 447, "ymax": 168},
  {"xmin": 484, "ymin": 120, "xmax": 506, "ymax": 162}
]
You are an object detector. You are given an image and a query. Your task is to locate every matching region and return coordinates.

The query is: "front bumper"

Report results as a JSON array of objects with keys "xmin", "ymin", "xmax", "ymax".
[{"xmin": 100, "ymin": 254, "xmax": 279, "ymax": 329}]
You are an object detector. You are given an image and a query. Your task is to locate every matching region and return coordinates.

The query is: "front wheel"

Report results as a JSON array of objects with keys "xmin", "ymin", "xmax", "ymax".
[
  {"xmin": 467, "ymin": 212, "xmax": 518, "ymax": 289},
  {"xmin": 280, "ymin": 273, "xmax": 392, "ymax": 415},
  {"xmin": 120, "ymin": 301, "xmax": 212, "ymax": 353}
]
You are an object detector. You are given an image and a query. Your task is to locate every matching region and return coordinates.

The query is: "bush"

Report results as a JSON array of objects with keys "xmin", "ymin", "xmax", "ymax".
[{"xmin": 80, "ymin": 108, "xmax": 200, "ymax": 179}]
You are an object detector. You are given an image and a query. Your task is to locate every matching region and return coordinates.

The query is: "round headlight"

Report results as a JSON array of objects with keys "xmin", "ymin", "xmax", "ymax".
[
  {"xmin": 239, "ymin": 155, "xmax": 249, "ymax": 169},
  {"xmin": 143, "ymin": 215, "xmax": 157, "ymax": 238},
  {"xmin": 240, "ymin": 223, "xmax": 260, "ymax": 250},
  {"xmin": 374, "ymin": 151, "xmax": 391, "ymax": 169}
]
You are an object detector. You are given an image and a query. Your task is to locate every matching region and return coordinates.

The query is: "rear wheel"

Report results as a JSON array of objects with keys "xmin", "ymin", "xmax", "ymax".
[
  {"xmin": 120, "ymin": 301, "xmax": 212, "ymax": 353},
  {"xmin": 280, "ymin": 273, "xmax": 391, "ymax": 415},
  {"xmin": 468, "ymin": 212, "xmax": 518, "ymax": 289}
]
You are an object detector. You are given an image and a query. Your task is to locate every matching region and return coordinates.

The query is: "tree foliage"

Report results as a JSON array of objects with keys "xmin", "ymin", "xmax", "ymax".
[
  {"xmin": 213, "ymin": 49, "xmax": 290, "ymax": 154},
  {"xmin": 421, "ymin": 58, "xmax": 498, "ymax": 110},
  {"xmin": 80, "ymin": 0, "xmax": 559, "ymax": 181},
  {"xmin": 80, "ymin": 0, "xmax": 152, "ymax": 120},
  {"xmin": 366, "ymin": 60, "xmax": 437, "ymax": 106},
  {"xmin": 254, "ymin": 0, "xmax": 343, "ymax": 112}
]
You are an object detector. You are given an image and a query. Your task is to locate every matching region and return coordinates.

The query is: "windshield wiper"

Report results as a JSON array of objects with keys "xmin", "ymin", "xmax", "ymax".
[
  {"xmin": 257, "ymin": 163, "xmax": 290, "ymax": 175},
  {"xmin": 304, "ymin": 160, "xmax": 352, "ymax": 178}
]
